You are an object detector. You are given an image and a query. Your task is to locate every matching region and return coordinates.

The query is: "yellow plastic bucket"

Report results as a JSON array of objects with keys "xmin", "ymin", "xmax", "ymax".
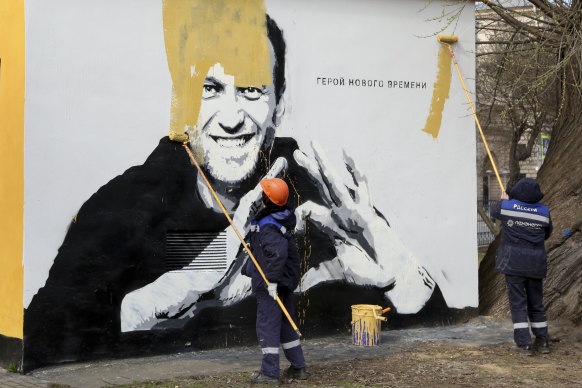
[{"xmin": 351, "ymin": 304, "xmax": 386, "ymax": 346}]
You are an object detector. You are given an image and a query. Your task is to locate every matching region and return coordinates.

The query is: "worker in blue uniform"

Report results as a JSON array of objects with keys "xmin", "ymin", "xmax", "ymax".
[
  {"xmin": 243, "ymin": 178, "xmax": 309, "ymax": 385},
  {"xmin": 492, "ymin": 177, "xmax": 553, "ymax": 355}
]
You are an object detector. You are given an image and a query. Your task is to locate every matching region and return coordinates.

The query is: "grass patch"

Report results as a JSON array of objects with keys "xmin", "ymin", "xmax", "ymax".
[{"xmin": 7, "ymin": 362, "xmax": 18, "ymax": 373}]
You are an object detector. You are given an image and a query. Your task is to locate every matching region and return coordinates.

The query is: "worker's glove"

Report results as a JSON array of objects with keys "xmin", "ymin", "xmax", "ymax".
[{"xmin": 268, "ymin": 282, "xmax": 278, "ymax": 300}]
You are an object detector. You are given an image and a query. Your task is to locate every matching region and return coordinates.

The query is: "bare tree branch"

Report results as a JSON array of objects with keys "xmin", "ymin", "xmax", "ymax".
[{"xmin": 481, "ymin": 0, "xmax": 562, "ymax": 45}]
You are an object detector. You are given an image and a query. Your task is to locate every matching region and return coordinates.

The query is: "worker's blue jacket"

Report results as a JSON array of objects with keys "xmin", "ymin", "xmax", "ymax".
[
  {"xmin": 491, "ymin": 178, "xmax": 553, "ymax": 279},
  {"xmin": 243, "ymin": 207, "xmax": 301, "ymax": 292}
]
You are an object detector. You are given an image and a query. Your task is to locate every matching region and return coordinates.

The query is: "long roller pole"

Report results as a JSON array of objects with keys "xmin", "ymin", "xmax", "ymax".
[
  {"xmin": 182, "ymin": 144, "xmax": 302, "ymax": 337},
  {"xmin": 438, "ymin": 35, "xmax": 506, "ymax": 192}
]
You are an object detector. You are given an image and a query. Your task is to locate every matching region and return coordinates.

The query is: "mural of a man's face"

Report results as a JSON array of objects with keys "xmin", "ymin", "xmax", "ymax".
[
  {"xmin": 193, "ymin": 58, "xmax": 279, "ymax": 184},
  {"xmin": 163, "ymin": 1, "xmax": 284, "ymax": 184}
]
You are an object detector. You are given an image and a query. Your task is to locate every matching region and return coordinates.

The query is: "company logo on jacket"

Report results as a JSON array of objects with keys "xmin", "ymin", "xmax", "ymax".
[
  {"xmin": 507, "ymin": 219, "xmax": 543, "ymax": 229},
  {"xmin": 513, "ymin": 204, "xmax": 538, "ymax": 213}
]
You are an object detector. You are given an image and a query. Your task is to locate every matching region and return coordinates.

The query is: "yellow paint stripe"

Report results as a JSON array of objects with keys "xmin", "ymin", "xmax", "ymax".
[
  {"xmin": 422, "ymin": 45, "xmax": 452, "ymax": 139},
  {"xmin": 0, "ymin": 0, "xmax": 25, "ymax": 339}
]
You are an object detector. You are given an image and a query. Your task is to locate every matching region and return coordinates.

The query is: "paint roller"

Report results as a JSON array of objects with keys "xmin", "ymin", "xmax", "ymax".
[
  {"xmin": 169, "ymin": 131, "xmax": 189, "ymax": 143},
  {"xmin": 171, "ymin": 134, "xmax": 302, "ymax": 337},
  {"xmin": 437, "ymin": 34, "xmax": 505, "ymax": 192}
]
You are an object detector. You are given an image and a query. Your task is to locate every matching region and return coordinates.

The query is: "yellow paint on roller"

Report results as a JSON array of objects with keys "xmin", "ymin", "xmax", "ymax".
[
  {"xmin": 0, "ymin": 0, "xmax": 24, "ymax": 339},
  {"xmin": 422, "ymin": 44, "xmax": 452, "ymax": 139},
  {"xmin": 163, "ymin": 0, "xmax": 271, "ymax": 155},
  {"xmin": 437, "ymin": 34, "xmax": 459, "ymax": 44},
  {"xmin": 168, "ymin": 131, "xmax": 189, "ymax": 143}
]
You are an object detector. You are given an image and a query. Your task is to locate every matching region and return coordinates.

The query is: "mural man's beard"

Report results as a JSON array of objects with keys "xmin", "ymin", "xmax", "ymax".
[{"xmin": 192, "ymin": 126, "xmax": 275, "ymax": 184}]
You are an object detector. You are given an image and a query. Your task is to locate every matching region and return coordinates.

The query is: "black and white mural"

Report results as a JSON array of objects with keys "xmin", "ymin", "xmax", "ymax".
[{"xmin": 23, "ymin": 0, "xmax": 477, "ymax": 370}]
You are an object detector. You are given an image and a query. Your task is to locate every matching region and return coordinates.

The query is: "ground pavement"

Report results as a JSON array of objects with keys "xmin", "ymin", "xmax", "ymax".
[{"xmin": 1, "ymin": 316, "xmax": 515, "ymax": 388}]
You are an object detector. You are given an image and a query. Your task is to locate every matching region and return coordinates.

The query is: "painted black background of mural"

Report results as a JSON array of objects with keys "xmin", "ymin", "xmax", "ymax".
[{"xmin": 23, "ymin": 136, "xmax": 459, "ymax": 371}]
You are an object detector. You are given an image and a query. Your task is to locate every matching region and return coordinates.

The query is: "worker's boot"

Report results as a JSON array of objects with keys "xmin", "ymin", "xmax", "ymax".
[
  {"xmin": 250, "ymin": 371, "xmax": 280, "ymax": 386},
  {"xmin": 285, "ymin": 365, "xmax": 309, "ymax": 380},
  {"xmin": 533, "ymin": 337, "xmax": 550, "ymax": 354},
  {"xmin": 510, "ymin": 344, "xmax": 533, "ymax": 356}
]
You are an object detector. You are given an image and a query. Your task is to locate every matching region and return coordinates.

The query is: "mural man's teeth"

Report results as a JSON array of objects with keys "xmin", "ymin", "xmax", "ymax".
[{"xmin": 215, "ymin": 135, "xmax": 253, "ymax": 148}]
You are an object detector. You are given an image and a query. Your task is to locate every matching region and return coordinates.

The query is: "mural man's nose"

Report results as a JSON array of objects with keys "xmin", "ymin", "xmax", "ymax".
[{"xmin": 218, "ymin": 106, "xmax": 245, "ymax": 134}]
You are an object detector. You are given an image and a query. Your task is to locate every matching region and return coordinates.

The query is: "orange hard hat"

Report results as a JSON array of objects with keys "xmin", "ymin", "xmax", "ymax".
[{"xmin": 260, "ymin": 178, "xmax": 289, "ymax": 206}]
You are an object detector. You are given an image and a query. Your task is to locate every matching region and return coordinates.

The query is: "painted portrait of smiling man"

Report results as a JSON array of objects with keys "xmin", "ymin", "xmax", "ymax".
[
  {"xmin": 22, "ymin": 0, "xmax": 477, "ymax": 371},
  {"xmin": 194, "ymin": 60, "xmax": 281, "ymax": 184}
]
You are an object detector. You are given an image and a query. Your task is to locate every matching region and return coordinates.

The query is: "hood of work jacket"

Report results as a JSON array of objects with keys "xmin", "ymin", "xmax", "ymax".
[
  {"xmin": 508, "ymin": 178, "xmax": 544, "ymax": 204},
  {"xmin": 268, "ymin": 208, "xmax": 297, "ymax": 231},
  {"xmin": 254, "ymin": 206, "xmax": 297, "ymax": 231}
]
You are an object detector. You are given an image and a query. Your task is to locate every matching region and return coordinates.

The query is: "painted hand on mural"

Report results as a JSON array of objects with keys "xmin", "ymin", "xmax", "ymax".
[
  {"xmin": 119, "ymin": 157, "xmax": 288, "ymax": 331},
  {"xmin": 294, "ymin": 142, "xmax": 435, "ymax": 314}
]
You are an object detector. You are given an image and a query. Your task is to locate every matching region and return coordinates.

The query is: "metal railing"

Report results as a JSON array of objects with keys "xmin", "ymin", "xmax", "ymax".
[{"xmin": 477, "ymin": 199, "xmax": 500, "ymax": 246}]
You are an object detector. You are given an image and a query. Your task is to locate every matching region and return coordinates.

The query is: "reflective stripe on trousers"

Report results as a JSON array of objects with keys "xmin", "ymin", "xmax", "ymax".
[
  {"xmin": 505, "ymin": 275, "xmax": 549, "ymax": 345},
  {"xmin": 256, "ymin": 288, "xmax": 305, "ymax": 377}
]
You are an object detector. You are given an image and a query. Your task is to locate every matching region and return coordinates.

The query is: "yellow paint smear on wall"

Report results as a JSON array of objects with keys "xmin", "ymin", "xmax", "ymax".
[
  {"xmin": 422, "ymin": 45, "xmax": 452, "ymax": 139},
  {"xmin": 0, "ymin": 0, "xmax": 24, "ymax": 339},
  {"xmin": 163, "ymin": 0, "xmax": 271, "ymax": 155}
]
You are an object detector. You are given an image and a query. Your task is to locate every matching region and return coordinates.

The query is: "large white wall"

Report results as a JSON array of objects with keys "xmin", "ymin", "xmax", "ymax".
[
  {"xmin": 24, "ymin": 0, "xmax": 476, "ymax": 309},
  {"xmin": 269, "ymin": 0, "xmax": 477, "ymax": 309}
]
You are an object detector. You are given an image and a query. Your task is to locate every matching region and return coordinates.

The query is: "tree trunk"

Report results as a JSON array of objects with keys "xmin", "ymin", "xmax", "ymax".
[
  {"xmin": 479, "ymin": 82, "xmax": 582, "ymax": 324},
  {"xmin": 507, "ymin": 128, "xmax": 521, "ymax": 188}
]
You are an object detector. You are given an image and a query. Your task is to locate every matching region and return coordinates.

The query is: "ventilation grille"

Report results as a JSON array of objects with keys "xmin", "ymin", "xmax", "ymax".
[{"xmin": 166, "ymin": 231, "xmax": 227, "ymax": 271}]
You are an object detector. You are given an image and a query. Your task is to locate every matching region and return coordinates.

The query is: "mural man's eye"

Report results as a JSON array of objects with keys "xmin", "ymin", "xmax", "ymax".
[
  {"xmin": 238, "ymin": 87, "xmax": 264, "ymax": 101},
  {"xmin": 202, "ymin": 83, "xmax": 222, "ymax": 99}
]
